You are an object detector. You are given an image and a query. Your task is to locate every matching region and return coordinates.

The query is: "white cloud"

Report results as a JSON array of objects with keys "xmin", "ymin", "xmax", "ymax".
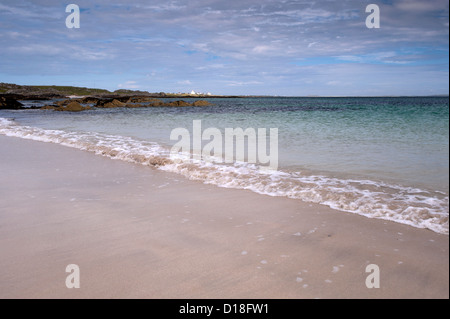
[
  {"xmin": 70, "ymin": 49, "xmax": 113, "ymax": 61},
  {"xmin": 252, "ymin": 45, "xmax": 272, "ymax": 54},
  {"xmin": 336, "ymin": 52, "xmax": 413, "ymax": 65},
  {"xmin": 177, "ymin": 80, "xmax": 192, "ymax": 85},
  {"xmin": 0, "ymin": 3, "xmax": 58, "ymax": 18},
  {"xmin": 7, "ymin": 44, "xmax": 64, "ymax": 55},
  {"xmin": 143, "ymin": 2, "xmax": 186, "ymax": 12},
  {"xmin": 225, "ymin": 80, "xmax": 264, "ymax": 86},
  {"xmin": 118, "ymin": 81, "xmax": 140, "ymax": 89},
  {"xmin": 196, "ymin": 64, "xmax": 226, "ymax": 70},
  {"xmin": 395, "ymin": 0, "xmax": 449, "ymax": 12}
]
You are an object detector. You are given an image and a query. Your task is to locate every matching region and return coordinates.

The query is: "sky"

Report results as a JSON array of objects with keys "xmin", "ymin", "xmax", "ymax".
[{"xmin": 0, "ymin": 0, "xmax": 448, "ymax": 96}]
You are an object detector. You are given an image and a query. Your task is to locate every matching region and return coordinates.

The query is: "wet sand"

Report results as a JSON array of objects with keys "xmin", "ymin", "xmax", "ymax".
[{"xmin": 0, "ymin": 135, "xmax": 448, "ymax": 298}]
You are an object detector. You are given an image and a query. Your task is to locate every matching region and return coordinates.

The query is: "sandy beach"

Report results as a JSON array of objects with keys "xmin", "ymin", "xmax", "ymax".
[{"xmin": 0, "ymin": 135, "xmax": 448, "ymax": 299}]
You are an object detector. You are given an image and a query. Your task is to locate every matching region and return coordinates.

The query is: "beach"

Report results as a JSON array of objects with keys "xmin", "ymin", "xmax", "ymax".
[{"xmin": 0, "ymin": 135, "xmax": 448, "ymax": 299}]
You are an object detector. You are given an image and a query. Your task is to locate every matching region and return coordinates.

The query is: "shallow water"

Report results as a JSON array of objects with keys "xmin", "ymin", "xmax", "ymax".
[{"xmin": 1, "ymin": 96, "xmax": 448, "ymax": 233}]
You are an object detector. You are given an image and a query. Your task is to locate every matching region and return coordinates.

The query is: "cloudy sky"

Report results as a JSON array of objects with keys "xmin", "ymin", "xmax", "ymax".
[{"xmin": 0, "ymin": 0, "xmax": 448, "ymax": 96}]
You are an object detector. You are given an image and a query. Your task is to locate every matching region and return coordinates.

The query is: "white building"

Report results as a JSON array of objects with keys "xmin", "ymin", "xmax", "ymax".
[{"xmin": 189, "ymin": 90, "xmax": 211, "ymax": 96}]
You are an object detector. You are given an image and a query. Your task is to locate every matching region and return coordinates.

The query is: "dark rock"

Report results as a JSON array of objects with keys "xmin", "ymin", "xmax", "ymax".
[
  {"xmin": 127, "ymin": 97, "xmax": 163, "ymax": 104},
  {"xmin": 192, "ymin": 100, "xmax": 212, "ymax": 106},
  {"xmin": 148, "ymin": 101, "xmax": 164, "ymax": 107},
  {"xmin": 96, "ymin": 99, "xmax": 125, "ymax": 108},
  {"xmin": 167, "ymin": 100, "xmax": 192, "ymax": 107},
  {"xmin": 55, "ymin": 99, "xmax": 80, "ymax": 107},
  {"xmin": 0, "ymin": 96, "xmax": 24, "ymax": 109},
  {"xmin": 55, "ymin": 101, "xmax": 91, "ymax": 112},
  {"xmin": 80, "ymin": 97, "xmax": 100, "ymax": 104}
]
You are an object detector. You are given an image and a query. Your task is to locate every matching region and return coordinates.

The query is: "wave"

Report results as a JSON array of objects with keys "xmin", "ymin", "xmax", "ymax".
[{"xmin": 1, "ymin": 117, "xmax": 448, "ymax": 234}]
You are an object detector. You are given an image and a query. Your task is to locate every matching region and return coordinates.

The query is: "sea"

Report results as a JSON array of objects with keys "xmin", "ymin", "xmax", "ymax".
[{"xmin": 1, "ymin": 96, "xmax": 448, "ymax": 234}]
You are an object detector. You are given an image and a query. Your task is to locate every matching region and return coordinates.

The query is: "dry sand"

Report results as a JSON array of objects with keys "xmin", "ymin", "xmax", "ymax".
[{"xmin": 0, "ymin": 135, "xmax": 448, "ymax": 299}]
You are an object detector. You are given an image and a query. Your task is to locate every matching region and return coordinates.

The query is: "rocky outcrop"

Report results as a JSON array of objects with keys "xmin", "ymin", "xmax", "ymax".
[
  {"xmin": 0, "ymin": 96, "xmax": 24, "ymax": 109},
  {"xmin": 80, "ymin": 97, "xmax": 100, "ymax": 104},
  {"xmin": 96, "ymin": 99, "xmax": 126, "ymax": 108},
  {"xmin": 167, "ymin": 100, "xmax": 192, "ymax": 107},
  {"xmin": 55, "ymin": 99, "xmax": 81, "ymax": 107},
  {"xmin": 149, "ymin": 100, "xmax": 164, "ymax": 107},
  {"xmin": 36, "ymin": 98, "xmax": 213, "ymax": 111},
  {"xmin": 51, "ymin": 97, "xmax": 100, "ymax": 107},
  {"xmin": 126, "ymin": 97, "xmax": 163, "ymax": 104},
  {"xmin": 192, "ymin": 100, "xmax": 212, "ymax": 106},
  {"xmin": 55, "ymin": 101, "xmax": 91, "ymax": 112}
]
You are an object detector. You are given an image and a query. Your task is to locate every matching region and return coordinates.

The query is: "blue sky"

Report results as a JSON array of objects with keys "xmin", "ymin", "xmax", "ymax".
[{"xmin": 0, "ymin": 0, "xmax": 448, "ymax": 96}]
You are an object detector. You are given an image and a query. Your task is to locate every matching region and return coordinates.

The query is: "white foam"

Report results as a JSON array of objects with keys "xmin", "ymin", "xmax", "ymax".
[{"xmin": 0, "ymin": 117, "xmax": 16, "ymax": 126}]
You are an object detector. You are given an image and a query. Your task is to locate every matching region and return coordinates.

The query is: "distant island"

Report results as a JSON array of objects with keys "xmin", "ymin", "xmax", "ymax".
[{"xmin": 0, "ymin": 82, "xmax": 244, "ymax": 100}]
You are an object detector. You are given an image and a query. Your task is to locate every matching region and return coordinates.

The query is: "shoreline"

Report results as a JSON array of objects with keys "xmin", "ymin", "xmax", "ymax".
[{"xmin": 0, "ymin": 135, "xmax": 448, "ymax": 298}]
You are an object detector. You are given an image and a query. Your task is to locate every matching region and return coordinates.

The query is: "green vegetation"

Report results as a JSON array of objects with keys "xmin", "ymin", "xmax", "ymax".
[
  {"xmin": 0, "ymin": 82, "xmax": 112, "ymax": 97},
  {"xmin": 30, "ymin": 85, "xmax": 110, "ymax": 96},
  {"xmin": 0, "ymin": 82, "xmax": 232, "ymax": 98}
]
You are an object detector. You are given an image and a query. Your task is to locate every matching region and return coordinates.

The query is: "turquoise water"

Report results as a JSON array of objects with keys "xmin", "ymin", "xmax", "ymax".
[{"xmin": 1, "ymin": 97, "xmax": 448, "ymax": 233}]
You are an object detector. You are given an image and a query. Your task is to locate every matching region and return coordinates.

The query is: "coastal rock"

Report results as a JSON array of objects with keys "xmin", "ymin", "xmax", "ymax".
[
  {"xmin": 80, "ymin": 97, "xmax": 100, "ymax": 104},
  {"xmin": 34, "ymin": 97, "xmax": 213, "ymax": 111},
  {"xmin": 167, "ymin": 100, "xmax": 192, "ymax": 107},
  {"xmin": 0, "ymin": 96, "xmax": 24, "ymax": 110},
  {"xmin": 97, "ymin": 99, "xmax": 125, "ymax": 108},
  {"xmin": 127, "ymin": 97, "xmax": 163, "ymax": 104},
  {"xmin": 55, "ymin": 99, "xmax": 83, "ymax": 106},
  {"xmin": 55, "ymin": 100, "xmax": 68, "ymax": 106},
  {"xmin": 148, "ymin": 101, "xmax": 164, "ymax": 107},
  {"xmin": 55, "ymin": 101, "xmax": 91, "ymax": 112},
  {"xmin": 192, "ymin": 100, "xmax": 212, "ymax": 106}
]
